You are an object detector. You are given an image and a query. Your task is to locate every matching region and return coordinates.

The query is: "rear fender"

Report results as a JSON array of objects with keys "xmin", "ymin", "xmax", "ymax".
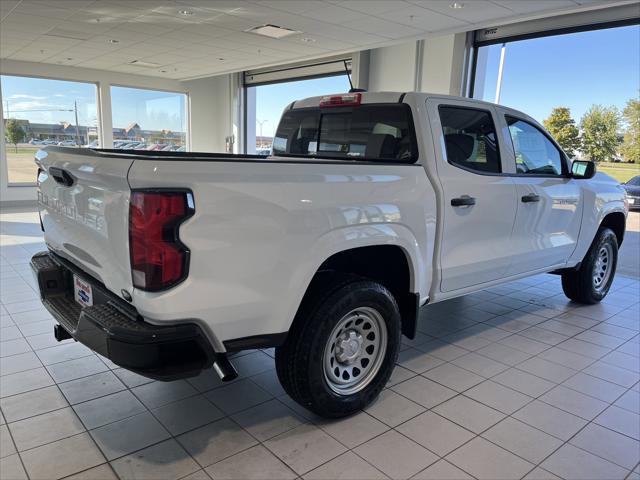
[{"xmin": 283, "ymin": 223, "xmax": 429, "ymax": 334}]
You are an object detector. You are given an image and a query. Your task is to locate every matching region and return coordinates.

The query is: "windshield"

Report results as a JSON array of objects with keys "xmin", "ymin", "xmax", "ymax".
[
  {"xmin": 272, "ymin": 104, "xmax": 418, "ymax": 163},
  {"xmin": 626, "ymin": 175, "xmax": 640, "ymax": 186}
]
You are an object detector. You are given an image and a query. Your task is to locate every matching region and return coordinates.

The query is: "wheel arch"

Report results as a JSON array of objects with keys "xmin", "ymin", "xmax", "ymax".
[
  {"xmin": 296, "ymin": 245, "xmax": 420, "ymax": 339},
  {"xmin": 600, "ymin": 211, "xmax": 626, "ymax": 247}
]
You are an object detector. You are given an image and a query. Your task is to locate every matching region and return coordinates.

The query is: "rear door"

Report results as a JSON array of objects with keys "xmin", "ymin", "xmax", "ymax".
[
  {"xmin": 36, "ymin": 147, "xmax": 134, "ymax": 294},
  {"xmin": 496, "ymin": 112, "xmax": 582, "ymax": 274},
  {"xmin": 426, "ymin": 98, "xmax": 518, "ymax": 292}
]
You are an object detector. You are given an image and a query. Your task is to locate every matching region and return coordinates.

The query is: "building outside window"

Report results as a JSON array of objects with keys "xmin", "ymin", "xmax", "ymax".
[
  {"xmin": 1, "ymin": 75, "xmax": 98, "ymax": 184},
  {"xmin": 110, "ymin": 86, "xmax": 187, "ymax": 152}
]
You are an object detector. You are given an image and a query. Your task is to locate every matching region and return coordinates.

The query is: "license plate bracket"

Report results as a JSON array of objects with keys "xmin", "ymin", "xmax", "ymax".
[{"xmin": 73, "ymin": 275, "xmax": 93, "ymax": 307}]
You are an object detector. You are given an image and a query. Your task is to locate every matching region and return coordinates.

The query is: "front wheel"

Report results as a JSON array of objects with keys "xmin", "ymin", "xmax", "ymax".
[
  {"xmin": 275, "ymin": 274, "xmax": 401, "ymax": 418},
  {"xmin": 562, "ymin": 227, "xmax": 618, "ymax": 304}
]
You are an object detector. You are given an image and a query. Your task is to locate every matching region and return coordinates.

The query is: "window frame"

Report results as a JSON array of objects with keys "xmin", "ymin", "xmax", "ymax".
[
  {"xmin": 242, "ymin": 59, "xmax": 352, "ymax": 154},
  {"xmin": 504, "ymin": 114, "xmax": 569, "ymax": 177},
  {"xmin": 437, "ymin": 104, "xmax": 504, "ymax": 176},
  {"xmin": 1, "ymin": 74, "xmax": 101, "ymax": 187}
]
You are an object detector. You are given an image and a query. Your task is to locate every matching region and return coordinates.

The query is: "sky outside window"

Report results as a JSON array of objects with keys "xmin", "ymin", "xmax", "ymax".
[
  {"xmin": 2, "ymin": 76, "xmax": 97, "ymax": 127},
  {"xmin": 110, "ymin": 86, "xmax": 186, "ymax": 132},
  {"xmin": 474, "ymin": 24, "xmax": 639, "ymax": 123},
  {"xmin": 254, "ymin": 74, "xmax": 352, "ymax": 139}
]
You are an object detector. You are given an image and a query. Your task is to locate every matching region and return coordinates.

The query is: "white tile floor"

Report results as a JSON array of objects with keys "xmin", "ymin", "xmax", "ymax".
[{"xmin": 1, "ymin": 207, "xmax": 639, "ymax": 480}]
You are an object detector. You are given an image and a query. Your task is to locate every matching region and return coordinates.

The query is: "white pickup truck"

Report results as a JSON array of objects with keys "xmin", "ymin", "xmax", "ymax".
[{"xmin": 31, "ymin": 92, "xmax": 628, "ymax": 418}]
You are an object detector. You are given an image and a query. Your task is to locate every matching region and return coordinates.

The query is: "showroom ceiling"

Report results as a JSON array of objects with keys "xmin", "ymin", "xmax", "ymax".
[{"xmin": 0, "ymin": 0, "xmax": 633, "ymax": 80}]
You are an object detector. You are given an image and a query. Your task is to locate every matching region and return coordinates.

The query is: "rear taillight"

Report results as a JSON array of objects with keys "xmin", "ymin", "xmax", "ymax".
[
  {"xmin": 129, "ymin": 190, "xmax": 194, "ymax": 291},
  {"xmin": 319, "ymin": 92, "xmax": 361, "ymax": 108}
]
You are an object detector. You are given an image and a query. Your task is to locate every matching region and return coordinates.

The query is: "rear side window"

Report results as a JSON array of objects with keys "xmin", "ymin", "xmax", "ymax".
[
  {"xmin": 439, "ymin": 106, "xmax": 501, "ymax": 174},
  {"xmin": 506, "ymin": 116, "xmax": 564, "ymax": 176},
  {"xmin": 272, "ymin": 105, "xmax": 418, "ymax": 163}
]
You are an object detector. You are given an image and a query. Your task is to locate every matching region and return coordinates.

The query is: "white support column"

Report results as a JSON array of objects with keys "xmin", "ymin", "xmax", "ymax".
[
  {"xmin": 351, "ymin": 51, "xmax": 370, "ymax": 91},
  {"xmin": 0, "ymin": 80, "xmax": 8, "ymax": 200},
  {"xmin": 494, "ymin": 43, "xmax": 507, "ymax": 104},
  {"xmin": 419, "ymin": 32, "xmax": 469, "ymax": 96},
  {"xmin": 245, "ymin": 86, "xmax": 257, "ymax": 154},
  {"xmin": 98, "ymin": 81, "xmax": 113, "ymax": 149}
]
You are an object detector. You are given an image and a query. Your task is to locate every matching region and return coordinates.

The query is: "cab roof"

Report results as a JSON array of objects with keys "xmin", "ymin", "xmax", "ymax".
[{"xmin": 287, "ymin": 91, "xmax": 539, "ymax": 129}]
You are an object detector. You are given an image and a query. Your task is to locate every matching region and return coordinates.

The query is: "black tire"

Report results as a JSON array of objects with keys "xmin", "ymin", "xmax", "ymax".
[
  {"xmin": 275, "ymin": 273, "xmax": 401, "ymax": 418},
  {"xmin": 562, "ymin": 227, "xmax": 618, "ymax": 304}
]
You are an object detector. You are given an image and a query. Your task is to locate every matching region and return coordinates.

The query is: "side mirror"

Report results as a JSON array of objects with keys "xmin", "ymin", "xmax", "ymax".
[{"xmin": 571, "ymin": 160, "xmax": 596, "ymax": 179}]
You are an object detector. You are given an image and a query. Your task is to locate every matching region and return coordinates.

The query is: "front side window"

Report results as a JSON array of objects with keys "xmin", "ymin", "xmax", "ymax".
[
  {"xmin": 439, "ymin": 106, "xmax": 501, "ymax": 174},
  {"xmin": 273, "ymin": 104, "xmax": 418, "ymax": 162},
  {"xmin": 506, "ymin": 117, "xmax": 564, "ymax": 176}
]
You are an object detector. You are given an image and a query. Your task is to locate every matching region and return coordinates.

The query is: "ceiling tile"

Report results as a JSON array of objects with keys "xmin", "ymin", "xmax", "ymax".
[
  {"xmin": 151, "ymin": 5, "xmax": 225, "ymax": 22},
  {"xmin": 255, "ymin": 1, "xmax": 326, "ymax": 14},
  {"xmin": 409, "ymin": 0, "xmax": 513, "ymax": 24},
  {"xmin": 0, "ymin": 0, "xmax": 21, "ymax": 18},
  {"xmin": 12, "ymin": 1, "xmax": 76, "ymax": 19},
  {"xmin": 175, "ymin": 0, "xmax": 250, "ymax": 14},
  {"xmin": 330, "ymin": 0, "xmax": 409, "ymax": 15},
  {"xmin": 31, "ymin": 0, "xmax": 96, "ymax": 9},
  {"xmin": 302, "ymin": 4, "xmax": 369, "ymax": 24},
  {"xmin": 343, "ymin": 16, "xmax": 424, "ymax": 39},
  {"xmin": 377, "ymin": 4, "xmax": 468, "ymax": 29},
  {"xmin": 492, "ymin": 0, "xmax": 577, "ymax": 14}
]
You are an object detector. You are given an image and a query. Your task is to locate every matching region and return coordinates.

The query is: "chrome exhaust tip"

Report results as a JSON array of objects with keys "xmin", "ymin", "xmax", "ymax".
[{"xmin": 213, "ymin": 354, "xmax": 238, "ymax": 382}]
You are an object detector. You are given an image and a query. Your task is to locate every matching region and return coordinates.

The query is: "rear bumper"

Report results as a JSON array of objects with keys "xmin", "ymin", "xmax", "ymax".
[{"xmin": 30, "ymin": 251, "xmax": 216, "ymax": 381}]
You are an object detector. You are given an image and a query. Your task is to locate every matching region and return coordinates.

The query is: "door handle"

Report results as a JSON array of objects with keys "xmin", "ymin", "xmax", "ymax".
[
  {"xmin": 451, "ymin": 196, "xmax": 476, "ymax": 207},
  {"xmin": 48, "ymin": 167, "xmax": 75, "ymax": 187},
  {"xmin": 521, "ymin": 193, "xmax": 540, "ymax": 203}
]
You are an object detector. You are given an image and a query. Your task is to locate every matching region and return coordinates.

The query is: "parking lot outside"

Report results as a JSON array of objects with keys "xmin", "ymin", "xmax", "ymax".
[{"xmin": 1, "ymin": 207, "xmax": 638, "ymax": 480}]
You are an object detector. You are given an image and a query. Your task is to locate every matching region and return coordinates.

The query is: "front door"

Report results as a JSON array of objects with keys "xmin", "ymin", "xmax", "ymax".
[
  {"xmin": 498, "ymin": 113, "xmax": 582, "ymax": 275},
  {"xmin": 426, "ymin": 99, "xmax": 518, "ymax": 292}
]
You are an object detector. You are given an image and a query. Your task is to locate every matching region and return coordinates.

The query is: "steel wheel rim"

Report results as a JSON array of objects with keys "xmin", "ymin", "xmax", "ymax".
[
  {"xmin": 323, "ymin": 306, "xmax": 388, "ymax": 396},
  {"xmin": 593, "ymin": 243, "xmax": 613, "ymax": 292}
]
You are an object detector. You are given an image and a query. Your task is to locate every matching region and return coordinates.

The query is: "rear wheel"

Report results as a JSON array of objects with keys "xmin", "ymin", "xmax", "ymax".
[
  {"xmin": 562, "ymin": 227, "xmax": 618, "ymax": 304},
  {"xmin": 275, "ymin": 274, "xmax": 401, "ymax": 418}
]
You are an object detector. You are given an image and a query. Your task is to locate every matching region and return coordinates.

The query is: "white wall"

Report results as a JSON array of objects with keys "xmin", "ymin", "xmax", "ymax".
[
  {"xmin": 420, "ymin": 33, "xmax": 468, "ymax": 96},
  {"xmin": 366, "ymin": 33, "xmax": 468, "ymax": 95},
  {"xmin": 367, "ymin": 43, "xmax": 417, "ymax": 92},
  {"xmin": 183, "ymin": 74, "xmax": 234, "ymax": 153}
]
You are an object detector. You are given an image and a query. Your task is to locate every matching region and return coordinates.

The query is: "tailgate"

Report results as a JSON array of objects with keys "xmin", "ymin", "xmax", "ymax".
[{"xmin": 36, "ymin": 147, "xmax": 133, "ymax": 295}]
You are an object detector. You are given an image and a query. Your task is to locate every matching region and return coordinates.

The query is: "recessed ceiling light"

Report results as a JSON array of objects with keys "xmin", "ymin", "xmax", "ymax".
[
  {"xmin": 178, "ymin": 9, "xmax": 194, "ymax": 16},
  {"xmin": 44, "ymin": 28, "xmax": 92, "ymax": 41},
  {"xmin": 450, "ymin": 2, "xmax": 464, "ymax": 9},
  {"xmin": 108, "ymin": 39, "xmax": 119, "ymax": 44},
  {"xmin": 245, "ymin": 24, "xmax": 302, "ymax": 39},
  {"xmin": 301, "ymin": 37, "xmax": 316, "ymax": 43},
  {"xmin": 129, "ymin": 60, "xmax": 163, "ymax": 68}
]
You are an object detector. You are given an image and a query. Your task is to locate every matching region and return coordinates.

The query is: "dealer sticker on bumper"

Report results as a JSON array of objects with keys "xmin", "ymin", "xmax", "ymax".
[{"xmin": 74, "ymin": 275, "xmax": 93, "ymax": 307}]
